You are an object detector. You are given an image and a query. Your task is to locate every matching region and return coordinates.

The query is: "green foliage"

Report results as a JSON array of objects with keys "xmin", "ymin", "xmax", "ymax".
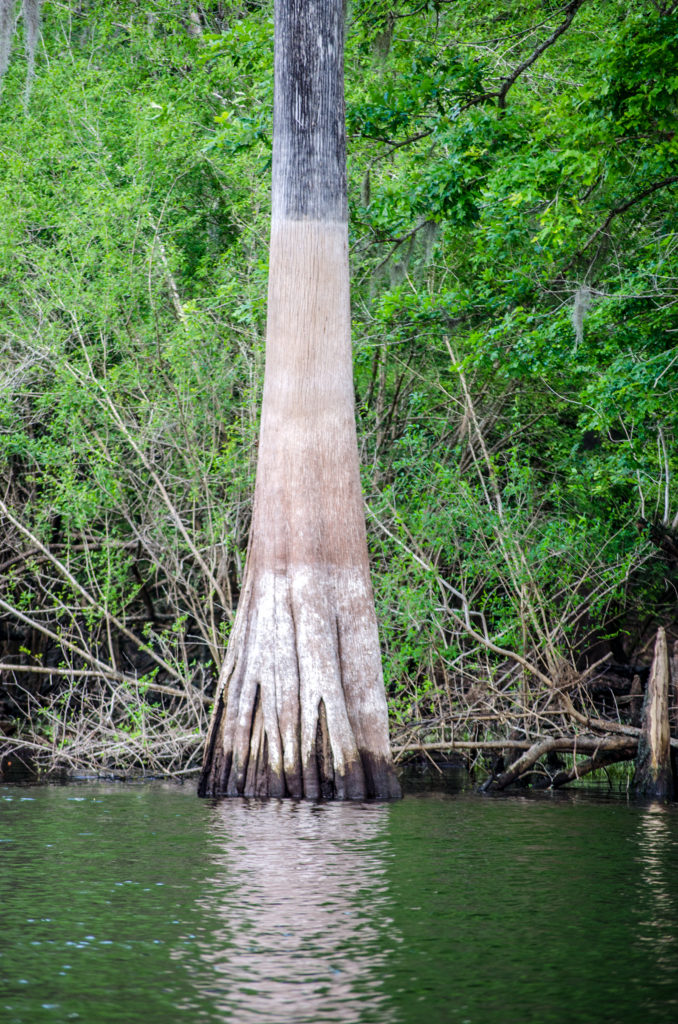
[{"xmin": 1, "ymin": 0, "xmax": 677, "ymax": 757}]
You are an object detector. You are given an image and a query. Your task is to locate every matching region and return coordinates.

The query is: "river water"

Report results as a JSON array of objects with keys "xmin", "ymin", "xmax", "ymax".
[{"xmin": 1, "ymin": 780, "xmax": 678, "ymax": 1024}]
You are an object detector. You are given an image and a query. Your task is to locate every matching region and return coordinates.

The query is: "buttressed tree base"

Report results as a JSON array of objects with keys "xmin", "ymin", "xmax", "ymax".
[{"xmin": 198, "ymin": 0, "xmax": 400, "ymax": 800}]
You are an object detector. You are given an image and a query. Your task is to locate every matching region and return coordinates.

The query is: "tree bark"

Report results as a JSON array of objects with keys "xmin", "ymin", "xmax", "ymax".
[
  {"xmin": 633, "ymin": 628, "xmax": 673, "ymax": 799},
  {"xmin": 199, "ymin": 0, "xmax": 400, "ymax": 800}
]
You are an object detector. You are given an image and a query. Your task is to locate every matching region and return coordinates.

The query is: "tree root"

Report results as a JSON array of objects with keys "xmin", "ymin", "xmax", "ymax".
[{"xmin": 199, "ymin": 566, "xmax": 400, "ymax": 800}]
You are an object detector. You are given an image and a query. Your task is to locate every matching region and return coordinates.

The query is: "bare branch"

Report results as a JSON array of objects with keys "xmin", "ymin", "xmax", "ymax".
[
  {"xmin": 496, "ymin": 0, "xmax": 586, "ymax": 109},
  {"xmin": 0, "ymin": 593, "xmax": 140, "ymax": 690},
  {"xmin": 0, "ymin": 663, "xmax": 207, "ymax": 702},
  {"xmin": 0, "ymin": 496, "xmax": 189, "ymax": 686},
  {"xmin": 63, "ymin": 353, "xmax": 229, "ymax": 613},
  {"xmin": 563, "ymin": 175, "xmax": 678, "ymax": 272}
]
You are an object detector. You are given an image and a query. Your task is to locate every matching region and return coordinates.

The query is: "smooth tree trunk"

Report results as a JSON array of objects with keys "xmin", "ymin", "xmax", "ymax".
[{"xmin": 199, "ymin": 0, "xmax": 400, "ymax": 800}]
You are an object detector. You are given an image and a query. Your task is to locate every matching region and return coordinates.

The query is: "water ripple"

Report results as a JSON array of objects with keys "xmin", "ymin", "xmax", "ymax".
[{"xmin": 182, "ymin": 799, "xmax": 397, "ymax": 1024}]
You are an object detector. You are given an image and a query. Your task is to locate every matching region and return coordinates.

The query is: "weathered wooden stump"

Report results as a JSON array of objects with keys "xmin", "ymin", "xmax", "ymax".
[
  {"xmin": 633, "ymin": 628, "xmax": 674, "ymax": 800},
  {"xmin": 670, "ymin": 639, "xmax": 678, "ymax": 790}
]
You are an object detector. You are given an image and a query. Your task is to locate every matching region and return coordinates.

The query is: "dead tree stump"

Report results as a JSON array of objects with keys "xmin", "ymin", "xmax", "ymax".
[
  {"xmin": 670, "ymin": 639, "xmax": 678, "ymax": 789},
  {"xmin": 633, "ymin": 628, "xmax": 674, "ymax": 800}
]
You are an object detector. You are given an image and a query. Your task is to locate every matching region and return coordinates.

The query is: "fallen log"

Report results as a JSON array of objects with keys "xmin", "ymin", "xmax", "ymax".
[
  {"xmin": 482, "ymin": 735, "xmax": 636, "ymax": 792},
  {"xmin": 392, "ymin": 739, "xmax": 536, "ymax": 758},
  {"xmin": 547, "ymin": 743, "xmax": 637, "ymax": 789}
]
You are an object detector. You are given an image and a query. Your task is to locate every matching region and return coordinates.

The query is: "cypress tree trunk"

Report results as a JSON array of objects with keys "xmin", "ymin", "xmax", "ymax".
[{"xmin": 199, "ymin": 0, "xmax": 400, "ymax": 800}]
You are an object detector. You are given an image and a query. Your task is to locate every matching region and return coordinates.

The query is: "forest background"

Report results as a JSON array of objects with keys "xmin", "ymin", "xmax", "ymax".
[{"xmin": 1, "ymin": 0, "xmax": 677, "ymax": 783}]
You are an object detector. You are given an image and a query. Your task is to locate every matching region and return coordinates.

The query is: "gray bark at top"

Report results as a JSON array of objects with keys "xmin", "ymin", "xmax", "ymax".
[{"xmin": 272, "ymin": 0, "xmax": 347, "ymax": 222}]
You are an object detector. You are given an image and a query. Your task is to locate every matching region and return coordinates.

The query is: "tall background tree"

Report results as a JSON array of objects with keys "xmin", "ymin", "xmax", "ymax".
[
  {"xmin": 0, "ymin": 0, "xmax": 41, "ymax": 106},
  {"xmin": 199, "ymin": 0, "xmax": 400, "ymax": 800}
]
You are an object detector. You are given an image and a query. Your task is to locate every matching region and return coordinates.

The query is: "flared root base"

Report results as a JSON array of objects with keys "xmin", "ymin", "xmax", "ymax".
[{"xmin": 198, "ymin": 566, "xmax": 401, "ymax": 801}]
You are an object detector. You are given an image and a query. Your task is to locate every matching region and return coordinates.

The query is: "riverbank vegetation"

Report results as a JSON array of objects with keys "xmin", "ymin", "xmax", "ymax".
[{"xmin": 1, "ymin": 0, "xmax": 677, "ymax": 791}]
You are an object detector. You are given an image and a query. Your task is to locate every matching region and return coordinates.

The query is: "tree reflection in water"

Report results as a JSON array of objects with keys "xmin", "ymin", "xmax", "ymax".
[
  {"xmin": 185, "ymin": 800, "xmax": 399, "ymax": 1024},
  {"xmin": 636, "ymin": 803, "xmax": 678, "ymax": 978}
]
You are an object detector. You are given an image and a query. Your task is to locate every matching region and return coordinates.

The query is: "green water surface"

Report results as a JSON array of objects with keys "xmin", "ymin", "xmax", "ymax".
[{"xmin": 1, "ymin": 782, "xmax": 677, "ymax": 1024}]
